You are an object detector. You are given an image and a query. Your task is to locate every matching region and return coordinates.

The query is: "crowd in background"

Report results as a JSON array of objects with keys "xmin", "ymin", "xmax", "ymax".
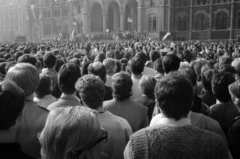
[{"xmin": 0, "ymin": 39, "xmax": 240, "ymax": 158}]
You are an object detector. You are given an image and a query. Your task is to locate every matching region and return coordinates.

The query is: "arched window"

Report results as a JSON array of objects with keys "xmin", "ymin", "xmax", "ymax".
[
  {"xmin": 202, "ymin": 0, "xmax": 207, "ymax": 5},
  {"xmin": 195, "ymin": 14, "xmax": 207, "ymax": 30},
  {"xmin": 183, "ymin": 16, "xmax": 188, "ymax": 31},
  {"xmin": 236, "ymin": 11, "xmax": 240, "ymax": 29},
  {"xmin": 216, "ymin": 12, "xmax": 228, "ymax": 30},
  {"xmin": 183, "ymin": 0, "xmax": 188, "ymax": 6},
  {"xmin": 149, "ymin": 17, "xmax": 152, "ymax": 31},
  {"xmin": 201, "ymin": 15, "xmax": 206, "ymax": 30},
  {"xmin": 153, "ymin": 16, "xmax": 157, "ymax": 31},
  {"xmin": 178, "ymin": 0, "xmax": 183, "ymax": 7},
  {"xmin": 197, "ymin": 0, "xmax": 201, "ymax": 5},
  {"xmin": 177, "ymin": 17, "xmax": 183, "ymax": 31},
  {"xmin": 150, "ymin": 0, "xmax": 154, "ymax": 7}
]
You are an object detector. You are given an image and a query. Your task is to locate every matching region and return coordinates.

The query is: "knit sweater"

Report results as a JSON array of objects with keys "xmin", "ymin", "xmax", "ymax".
[{"xmin": 128, "ymin": 124, "xmax": 228, "ymax": 159}]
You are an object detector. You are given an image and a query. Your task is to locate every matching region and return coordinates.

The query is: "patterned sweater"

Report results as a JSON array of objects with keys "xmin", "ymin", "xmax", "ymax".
[{"xmin": 129, "ymin": 124, "xmax": 228, "ymax": 159}]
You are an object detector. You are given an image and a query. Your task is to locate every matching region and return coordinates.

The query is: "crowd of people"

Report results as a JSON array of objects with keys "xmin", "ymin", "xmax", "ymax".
[{"xmin": 0, "ymin": 39, "xmax": 240, "ymax": 159}]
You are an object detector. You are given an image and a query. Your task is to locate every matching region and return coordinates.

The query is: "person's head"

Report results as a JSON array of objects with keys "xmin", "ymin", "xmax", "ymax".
[
  {"xmin": 139, "ymin": 75, "xmax": 156, "ymax": 96},
  {"xmin": 5, "ymin": 61, "xmax": 16, "ymax": 74},
  {"xmin": 150, "ymin": 51, "xmax": 160, "ymax": 62},
  {"xmin": 201, "ymin": 69, "xmax": 217, "ymax": 91},
  {"xmin": 14, "ymin": 51, "xmax": 23, "ymax": 61},
  {"xmin": 17, "ymin": 54, "xmax": 38, "ymax": 66},
  {"xmin": 75, "ymin": 75, "xmax": 105, "ymax": 109},
  {"xmin": 129, "ymin": 57, "xmax": 144, "ymax": 76},
  {"xmin": 155, "ymin": 71, "xmax": 193, "ymax": 121},
  {"xmin": 229, "ymin": 80, "xmax": 240, "ymax": 109},
  {"xmin": 212, "ymin": 72, "xmax": 235, "ymax": 103},
  {"xmin": 0, "ymin": 80, "xmax": 25, "ymax": 130},
  {"xmin": 94, "ymin": 53, "xmax": 106, "ymax": 63},
  {"xmin": 55, "ymin": 58, "xmax": 65, "ymax": 72},
  {"xmin": 81, "ymin": 61, "xmax": 92, "ymax": 76},
  {"xmin": 39, "ymin": 106, "xmax": 107, "ymax": 159},
  {"xmin": 35, "ymin": 73, "xmax": 52, "ymax": 99},
  {"xmin": 112, "ymin": 72, "xmax": 132, "ymax": 101},
  {"xmin": 179, "ymin": 66, "xmax": 197, "ymax": 87},
  {"xmin": 5, "ymin": 63, "xmax": 40, "ymax": 97},
  {"xmin": 219, "ymin": 55, "xmax": 232, "ymax": 68},
  {"xmin": 58, "ymin": 63, "xmax": 81, "ymax": 94},
  {"xmin": 153, "ymin": 58, "xmax": 164, "ymax": 74},
  {"xmin": 103, "ymin": 58, "xmax": 117, "ymax": 75},
  {"xmin": 43, "ymin": 52, "xmax": 56, "ymax": 69},
  {"xmin": 162, "ymin": 54, "xmax": 180, "ymax": 74},
  {"xmin": 88, "ymin": 62, "xmax": 107, "ymax": 83},
  {"xmin": 231, "ymin": 58, "xmax": 240, "ymax": 80}
]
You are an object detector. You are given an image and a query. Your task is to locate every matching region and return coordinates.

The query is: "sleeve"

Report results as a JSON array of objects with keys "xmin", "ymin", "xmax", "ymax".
[{"xmin": 124, "ymin": 141, "xmax": 134, "ymax": 159}]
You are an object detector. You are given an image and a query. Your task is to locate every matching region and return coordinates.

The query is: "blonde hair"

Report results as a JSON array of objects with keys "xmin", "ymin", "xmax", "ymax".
[
  {"xmin": 5, "ymin": 63, "xmax": 40, "ymax": 97},
  {"xmin": 39, "ymin": 106, "xmax": 100, "ymax": 159}
]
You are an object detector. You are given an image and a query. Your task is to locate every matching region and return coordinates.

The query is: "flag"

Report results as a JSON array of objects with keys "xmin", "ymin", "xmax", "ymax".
[
  {"xmin": 69, "ymin": 29, "xmax": 75, "ymax": 42},
  {"xmin": 30, "ymin": 5, "xmax": 37, "ymax": 19},
  {"xmin": 57, "ymin": 32, "xmax": 62, "ymax": 41},
  {"xmin": 162, "ymin": 32, "xmax": 171, "ymax": 41}
]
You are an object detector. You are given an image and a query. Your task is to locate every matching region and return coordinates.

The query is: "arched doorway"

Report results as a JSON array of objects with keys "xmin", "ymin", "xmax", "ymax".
[
  {"xmin": 91, "ymin": 3, "xmax": 103, "ymax": 32},
  {"xmin": 107, "ymin": 1, "xmax": 120, "ymax": 32},
  {"xmin": 124, "ymin": 0, "xmax": 138, "ymax": 31}
]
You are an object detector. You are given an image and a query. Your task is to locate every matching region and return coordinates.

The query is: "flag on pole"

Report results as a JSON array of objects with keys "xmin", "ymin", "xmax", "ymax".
[
  {"xmin": 57, "ymin": 32, "xmax": 62, "ymax": 42},
  {"xmin": 69, "ymin": 29, "xmax": 75, "ymax": 42},
  {"xmin": 162, "ymin": 32, "xmax": 171, "ymax": 41}
]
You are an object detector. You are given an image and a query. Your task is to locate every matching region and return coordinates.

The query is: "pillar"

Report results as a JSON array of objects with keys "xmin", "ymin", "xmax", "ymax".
[
  {"xmin": 189, "ymin": 0, "xmax": 193, "ymax": 40},
  {"xmin": 209, "ymin": 0, "xmax": 213, "ymax": 41},
  {"xmin": 103, "ymin": 10, "xmax": 107, "ymax": 32},
  {"xmin": 120, "ymin": 9, "xmax": 125, "ymax": 31},
  {"xmin": 137, "ymin": 0, "xmax": 143, "ymax": 32},
  {"xmin": 230, "ymin": 1, "xmax": 234, "ymax": 41},
  {"xmin": 82, "ymin": 0, "xmax": 89, "ymax": 34}
]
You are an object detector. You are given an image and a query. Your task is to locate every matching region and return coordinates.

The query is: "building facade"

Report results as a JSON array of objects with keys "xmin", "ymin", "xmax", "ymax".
[{"xmin": 1, "ymin": 0, "xmax": 240, "ymax": 42}]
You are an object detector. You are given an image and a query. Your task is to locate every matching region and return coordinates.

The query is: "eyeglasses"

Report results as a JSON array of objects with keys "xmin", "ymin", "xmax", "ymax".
[{"xmin": 73, "ymin": 128, "xmax": 108, "ymax": 157}]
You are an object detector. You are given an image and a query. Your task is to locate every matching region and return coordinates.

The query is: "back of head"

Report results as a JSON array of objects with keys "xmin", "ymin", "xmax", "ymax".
[
  {"xmin": 88, "ymin": 62, "xmax": 107, "ymax": 83},
  {"xmin": 129, "ymin": 57, "xmax": 145, "ymax": 75},
  {"xmin": 103, "ymin": 58, "xmax": 116, "ymax": 75},
  {"xmin": 231, "ymin": 58, "xmax": 240, "ymax": 78},
  {"xmin": 201, "ymin": 69, "xmax": 217, "ymax": 91},
  {"xmin": 75, "ymin": 74, "xmax": 105, "ymax": 109},
  {"xmin": 35, "ymin": 73, "xmax": 52, "ymax": 99},
  {"xmin": 94, "ymin": 53, "xmax": 106, "ymax": 63},
  {"xmin": 0, "ymin": 80, "xmax": 25, "ymax": 130},
  {"xmin": 150, "ymin": 51, "xmax": 160, "ymax": 62},
  {"xmin": 18, "ymin": 54, "xmax": 37, "ymax": 67},
  {"xmin": 155, "ymin": 71, "xmax": 193, "ymax": 121},
  {"xmin": 39, "ymin": 106, "xmax": 102, "ymax": 159},
  {"xmin": 229, "ymin": 80, "xmax": 240, "ymax": 105},
  {"xmin": 5, "ymin": 63, "xmax": 40, "ymax": 97},
  {"xmin": 112, "ymin": 72, "xmax": 132, "ymax": 101},
  {"xmin": 162, "ymin": 54, "xmax": 180, "ymax": 74},
  {"xmin": 58, "ymin": 63, "xmax": 81, "ymax": 94},
  {"xmin": 219, "ymin": 55, "xmax": 232, "ymax": 67},
  {"xmin": 43, "ymin": 52, "xmax": 56, "ymax": 69},
  {"xmin": 212, "ymin": 72, "xmax": 235, "ymax": 103},
  {"xmin": 179, "ymin": 66, "xmax": 197, "ymax": 86},
  {"xmin": 139, "ymin": 75, "xmax": 156, "ymax": 96},
  {"xmin": 135, "ymin": 52, "xmax": 146, "ymax": 64}
]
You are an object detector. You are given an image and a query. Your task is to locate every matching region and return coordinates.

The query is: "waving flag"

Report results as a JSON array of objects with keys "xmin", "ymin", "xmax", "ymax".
[{"xmin": 162, "ymin": 32, "xmax": 171, "ymax": 41}]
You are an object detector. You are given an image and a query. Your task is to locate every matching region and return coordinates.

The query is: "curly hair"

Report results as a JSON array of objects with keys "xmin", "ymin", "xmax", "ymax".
[
  {"xmin": 112, "ymin": 72, "xmax": 132, "ymax": 101},
  {"xmin": 75, "ymin": 74, "xmax": 106, "ymax": 109}
]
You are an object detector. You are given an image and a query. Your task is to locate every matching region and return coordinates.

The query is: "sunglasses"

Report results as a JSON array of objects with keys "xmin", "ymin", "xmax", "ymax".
[{"xmin": 73, "ymin": 128, "xmax": 108, "ymax": 157}]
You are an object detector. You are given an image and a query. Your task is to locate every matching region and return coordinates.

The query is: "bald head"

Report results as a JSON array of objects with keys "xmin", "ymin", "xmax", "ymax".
[{"xmin": 88, "ymin": 62, "xmax": 107, "ymax": 83}]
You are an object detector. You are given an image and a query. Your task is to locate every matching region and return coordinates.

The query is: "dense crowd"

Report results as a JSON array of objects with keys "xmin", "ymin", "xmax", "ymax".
[{"xmin": 0, "ymin": 39, "xmax": 240, "ymax": 159}]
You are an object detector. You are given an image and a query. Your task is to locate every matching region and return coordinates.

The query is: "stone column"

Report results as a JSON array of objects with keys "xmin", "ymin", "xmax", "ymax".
[
  {"xmin": 82, "ymin": 0, "xmax": 89, "ymax": 34},
  {"xmin": 103, "ymin": 10, "xmax": 107, "ymax": 32},
  {"xmin": 189, "ymin": 0, "xmax": 193, "ymax": 40},
  {"xmin": 120, "ymin": 9, "xmax": 125, "ymax": 31},
  {"xmin": 230, "ymin": 1, "xmax": 234, "ymax": 41},
  {"xmin": 137, "ymin": 0, "xmax": 143, "ymax": 32},
  {"xmin": 209, "ymin": 0, "xmax": 213, "ymax": 41}
]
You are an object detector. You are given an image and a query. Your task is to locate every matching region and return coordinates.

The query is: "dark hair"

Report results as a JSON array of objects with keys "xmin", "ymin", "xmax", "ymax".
[
  {"xmin": 15, "ymin": 52, "xmax": 23, "ymax": 61},
  {"xmin": 55, "ymin": 59, "xmax": 65, "ymax": 72},
  {"xmin": 69, "ymin": 58, "xmax": 80, "ymax": 67},
  {"xmin": 129, "ymin": 57, "xmax": 144, "ymax": 75},
  {"xmin": 115, "ymin": 60, "xmax": 121, "ymax": 73},
  {"xmin": 201, "ymin": 69, "xmax": 217, "ymax": 91},
  {"xmin": 43, "ymin": 52, "xmax": 56, "ymax": 68},
  {"xmin": 153, "ymin": 58, "xmax": 164, "ymax": 74},
  {"xmin": 75, "ymin": 74, "xmax": 105, "ymax": 109},
  {"xmin": 135, "ymin": 52, "xmax": 146, "ymax": 64},
  {"xmin": 18, "ymin": 54, "xmax": 37, "ymax": 66},
  {"xmin": 219, "ymin": 64, "xmax": 237, "ymax": 74},
  {"xmin": 88, "ymin": 62, "xmax": 107, "ymax": 83},
  {"xmin": 212, "ymin": 72, "xmax": 235, "ymax": 103},
  {"xmin": 58, "ymin": 63, "xmax": 81, "ymax": 94},
  {"xmin": 0, "ymin": 80, "xmax": 25, "ymax": 130},
  {"xmin": 179, "ymin": 67, "xmax": 197, "ymax": 86},
  {"xmin": 81, "ymin": 61, "xmax": 92, "ymax": 76},
  {"xmin": 140, "ymin": 75, "xmax": 156, "ymax": 95},
  {"xmin": 162, "ymin": 54, "xmax": 180, "ymax": 74},
  {"xmin": 112, "ymin": 72, "xmax": 132, "ymax": 101},
  {"xmin": 155, "ymin": 71, "xmax": 193, "ymax": 121},
  {"xmin": 150, "ymin": 51, "xmax": 160, "ymax": 62},
  {"xmin": 35, "ymin": 74, "xmax": 52, "ymax": 99}
]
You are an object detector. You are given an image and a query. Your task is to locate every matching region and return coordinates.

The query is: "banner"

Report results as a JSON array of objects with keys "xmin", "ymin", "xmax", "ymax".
[
  {"xmin": 69, "ymin": 29, "xmax": 75, "ymax": 42},
  {"xmin": 57, "ymin": 32, "xmax": 62, "ymax": 41},
  {"xmin": 162, "ymin": 32, "xmax": 171, "ymax": 41}
]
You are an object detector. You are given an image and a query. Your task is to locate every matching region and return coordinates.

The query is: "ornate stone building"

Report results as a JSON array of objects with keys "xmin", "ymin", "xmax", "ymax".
[{"xmin": 1, "ymin": 0, "xmax": 240, "ymax": 42}]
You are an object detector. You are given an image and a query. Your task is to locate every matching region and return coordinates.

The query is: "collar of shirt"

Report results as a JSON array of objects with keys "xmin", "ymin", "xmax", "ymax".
[
  {"xmin": 60, "ymin": 93, "xmax": 80, "ymax": 103},
  {"xmin": 156, "ymin": 112, "xmax": 192, "ymax": 127}
]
